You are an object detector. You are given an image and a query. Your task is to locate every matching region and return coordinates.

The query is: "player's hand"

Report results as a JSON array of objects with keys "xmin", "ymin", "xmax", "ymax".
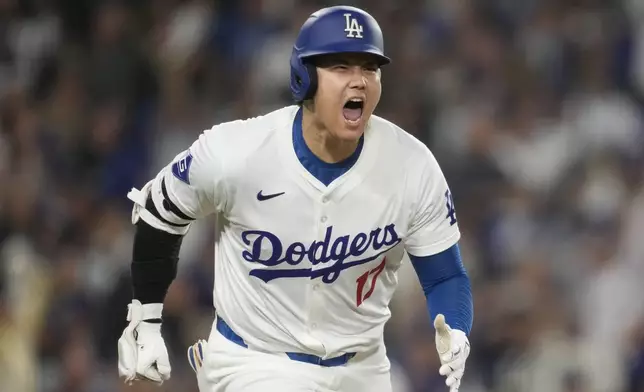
[
  {"xmin": 118, "ymin": 300, "xmax": 171, "ymax": 384},
  {"xmin": 434, "ymin": 314, "xmax": 470, "ymax": 391}
]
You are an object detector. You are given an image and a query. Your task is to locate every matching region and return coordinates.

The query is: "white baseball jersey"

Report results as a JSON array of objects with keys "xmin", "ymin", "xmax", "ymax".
[{"xmin": 129, "ymin": 105, "xmax": 460, "ymax": 359}]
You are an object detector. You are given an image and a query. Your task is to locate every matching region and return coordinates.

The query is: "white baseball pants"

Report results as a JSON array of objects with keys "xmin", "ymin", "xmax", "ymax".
[{"xmin": 195, "ymin": 323, "xmax": 393, "ymax": 392}]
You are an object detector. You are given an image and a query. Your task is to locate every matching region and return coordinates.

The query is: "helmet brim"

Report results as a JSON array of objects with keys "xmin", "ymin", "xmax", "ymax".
[{"xmin": 300, "ymin": 50, "xmax": 391, "ymax": 66}]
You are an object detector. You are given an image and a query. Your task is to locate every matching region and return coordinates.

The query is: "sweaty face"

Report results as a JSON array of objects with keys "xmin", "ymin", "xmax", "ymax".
[{"xmin": 310, "ymin": 53, "xmax": 383, "ymax": 141}]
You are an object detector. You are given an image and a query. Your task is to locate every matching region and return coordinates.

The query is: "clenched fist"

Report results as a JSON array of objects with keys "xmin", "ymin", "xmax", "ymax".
[{"xmin": 118, "ymin": 300, "xmax": 171, "ymax": 384}]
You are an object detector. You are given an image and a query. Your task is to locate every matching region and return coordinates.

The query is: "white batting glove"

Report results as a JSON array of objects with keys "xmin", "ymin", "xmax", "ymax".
[
  {"xmin": 434, "ymin": 314, "xmax": 470, "ymax": 391},
  {"xmin": 188, "ymin": 339, "xmax": 210, "ymax": 392},
  {"xmin": 187, "ymin": 339, "xmax": 207, "ymax": 374},
  {"xmin": 118, "ymin": 300, "xmax": 171, "ymax": 384}
]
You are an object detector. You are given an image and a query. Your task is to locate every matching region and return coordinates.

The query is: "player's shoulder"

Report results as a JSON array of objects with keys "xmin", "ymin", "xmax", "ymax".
[
  {"xmin": 199, "ymin": 105, "xmax": 296, "ymax": 157},
  {"xmin": 205, "ymin": 105, "xmax": 295, "ymax": 142},
  {"xmin": 369, "ymin": 114, "xmax": 435, "ymax": 163}
]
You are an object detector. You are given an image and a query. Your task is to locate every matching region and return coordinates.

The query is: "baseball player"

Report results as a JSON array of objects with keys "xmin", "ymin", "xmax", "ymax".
[{"xmin": 117, "ymin": 5, "xmax": 473, "ymax": 392}]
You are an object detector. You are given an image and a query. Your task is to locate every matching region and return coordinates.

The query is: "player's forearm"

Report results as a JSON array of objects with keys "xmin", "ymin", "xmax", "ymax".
[
  {"xmin": 410, "ymin": 244, "xmax": 474, "ymax": 335},
  {"xmin": 131, "ymin": 219, "xmax": 183, "ymax": 304},
  {"xmin": 425, "ymin": 273, "xmax": 473, "ymax": 334}
]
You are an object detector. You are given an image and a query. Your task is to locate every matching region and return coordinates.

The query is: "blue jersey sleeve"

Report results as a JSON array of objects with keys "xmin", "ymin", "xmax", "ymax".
[{"xmin": 409, "ymin": 243, "xmax": 473, "ymax": 335}]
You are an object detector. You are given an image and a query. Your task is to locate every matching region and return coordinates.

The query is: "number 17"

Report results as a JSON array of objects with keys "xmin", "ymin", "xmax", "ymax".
[{"xmin": 356, "ymin": 258, "xmax": 387, "ymax": 307}]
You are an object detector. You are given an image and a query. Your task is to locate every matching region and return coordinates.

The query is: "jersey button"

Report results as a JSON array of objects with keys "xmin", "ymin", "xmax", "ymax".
[
  {"xmin": 322, "ymin": 196, "xmax": 329, "ymax": 203},
  {"xmin": 311, "ymin": 323, "xmax": 318, "ymax": 329},
  {"xmin": 313, "ymin": 284, "xmax": 319, "ymax": 291},
  {"xmin": 320, "ymin": 216, "xmax": 327, "ymax": 223}
]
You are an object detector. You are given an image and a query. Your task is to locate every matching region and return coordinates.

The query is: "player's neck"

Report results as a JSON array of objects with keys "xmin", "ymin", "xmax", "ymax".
[{"xmin": 301, "ymin": 106, "xmax": 359, "ymax": 164}]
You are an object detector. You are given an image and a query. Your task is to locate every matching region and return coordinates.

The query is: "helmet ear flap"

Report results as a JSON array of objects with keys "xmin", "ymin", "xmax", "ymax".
[
  {"xmin": 290, "ymin": 53, "xmax": 309, "ymax": 103},
  {"xmin": 290, "ymin": 55, "xmax": 319, "ymax": 103},
  {"xmin": 302, "ymin": 63, "xmax": 318, "ymax": 101}
]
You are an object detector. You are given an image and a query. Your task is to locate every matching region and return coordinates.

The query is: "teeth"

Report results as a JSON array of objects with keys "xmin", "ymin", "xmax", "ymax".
[{"xmin": 349, "ymin": 98, "xmax": 363, "ymax": 102}]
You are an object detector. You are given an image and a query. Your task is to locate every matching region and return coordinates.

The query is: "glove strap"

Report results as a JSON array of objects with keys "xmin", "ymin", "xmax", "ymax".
[{"xmin": 127, "ymin": 300, "xmax": 163, "ymax": 323}]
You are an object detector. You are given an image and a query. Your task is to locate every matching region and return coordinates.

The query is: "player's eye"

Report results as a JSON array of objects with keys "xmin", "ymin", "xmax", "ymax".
[{"xmin": 363, "ymin": 63, "xmax": 378, "ymax": 72}]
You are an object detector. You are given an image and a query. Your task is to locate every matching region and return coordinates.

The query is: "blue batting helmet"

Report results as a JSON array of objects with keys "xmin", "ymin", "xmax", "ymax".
[{"xmin": 289, "ymin": 6, "xmax": 391, "ymax": 103}]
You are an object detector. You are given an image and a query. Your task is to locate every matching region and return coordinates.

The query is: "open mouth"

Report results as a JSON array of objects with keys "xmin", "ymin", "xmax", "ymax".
[{"xmin": 342, "ymin": 98, "xmax": 364, "ymax": 124}]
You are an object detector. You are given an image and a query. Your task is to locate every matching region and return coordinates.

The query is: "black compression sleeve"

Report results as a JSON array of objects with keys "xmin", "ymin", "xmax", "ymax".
[{"xmin": 131, "ymin": 219, "xmax": 183, "ymax": 304}]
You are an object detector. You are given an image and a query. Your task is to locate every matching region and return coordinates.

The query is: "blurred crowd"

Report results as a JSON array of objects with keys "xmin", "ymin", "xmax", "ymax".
[{"xmin": 1, "ymin": 0, "xmax": 643, "ymax": 391}]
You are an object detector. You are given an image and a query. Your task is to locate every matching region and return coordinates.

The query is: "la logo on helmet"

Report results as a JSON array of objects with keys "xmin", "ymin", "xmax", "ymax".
[{"xmin": 344, "ymin": 13, "xmax": 363, "ymax": 38}]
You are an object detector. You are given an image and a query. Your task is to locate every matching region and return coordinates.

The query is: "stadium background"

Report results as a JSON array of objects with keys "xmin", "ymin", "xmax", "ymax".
[{"xmin": 1, "ymin": 0, "xmax": 644, "ymax": 391}]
